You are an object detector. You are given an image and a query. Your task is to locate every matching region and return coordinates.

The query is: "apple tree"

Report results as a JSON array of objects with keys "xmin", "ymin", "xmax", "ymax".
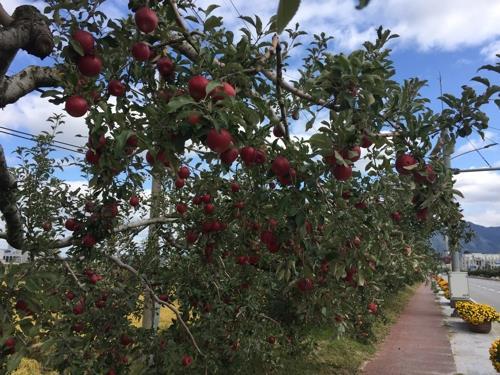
[{"xmin": 0, "ymin": 0, "xmax": 498, "ymax": 373}]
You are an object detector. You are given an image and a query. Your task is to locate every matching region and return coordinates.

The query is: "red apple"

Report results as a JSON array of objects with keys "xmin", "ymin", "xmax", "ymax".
[
  {"xmin": 395, "ymin": 153, "xmax": 418, "ymax": 175},
  {"xmin": 178, "ymin": 166, "xmax": 190, "ymax": 179},
  {"xmin": 361, "ymin": 134, "xmax": 373, "ymax": 148},
  {"xmin": 254, "ymin": 149, "xmax": 267, "ymax": 164},
  {"xmin": 135, "ymin": 7, "xmax": 158, "ymax": 33},
  {"xmin": 220, "ymin": 147, "xmax": 239, "ymax": 165},
  {"xmin": 332, "ymin": 164, "xmax": 352, "ymax": 181},
  {"xmin": 201, "ymin": 194, "xmax": 211, "ymax": 204},
  {"xmin": 129, "ymin": 195, "xmax": 140, "ymax": 207},
  {"xmin": 108, "ymin": 79, "xmax": 126, "ymax": 97},
  {"xmin": 368, "ymin": 302, "xmax": 378, "ymax": 314},
  {"xmin": 413, "ymin": 164, "xmax": 436, "ymax": 184},
  {"xmin": 175, "ymin": 177, "xmax": 185, "ymax": 189},
  {"xmin": 73, "ymin": 300, "xmax": 85, "ymax": 315},
  {"xmin": 188, "ymin": 75, "xmax": 209, "ymax": 101},
  {"xmin": 77, "ymin": 55, "xmax": 102, "ymax": 77},
  {"xmin": 230, "ymin": 181, "xmax": 240, "ymax": 192},
  {"xmin": 42, "ymin": 221, "xmax": 52, "ymax": 231},
  {"xmin": 204, "ymin": 203, "xmax": 215, "ymax": 215},
  {"xmin": 65, "ymin": 95, "xmax": 88, "ymax": 117},
  {"xmin": 72, "ymin": 30, "xmax": 94, "ymax": 54},
  {"xmin": 157, "ymin": 57, "xmax": 175, "ymax": 76},
  {"xmin": 240, "ymin": 146, "xmax": 256, "ymax": 166},
  {"xmin": 181, "ymin": 354, "xmax": 193, "ymax": 367},
  {"xmin": 131, "ymin": 42, "xmax": 151, "ymax": 61},
  {"xmin": 4, "ymin": 337, "xmax": 15, "ymax": 353},
  {"xmin": 273, "ymin": 124, "xmax": 285, "ymax": 137},
  {"xmin": 176, "ymin": 203, "xmax": 187, "ymax": 214},
  {"xmin": 186, "ymin": 230, "xmax": 198, "ymax": 244},
  {"xmin": 416, "ymin": 207, "xmax": 428, "ymax": 221},
  {"xmin": 126, "ymin": 134, "xmax": 138, "ymax": 148},
  {"xmin": 297, "ymin": 277, "xmax": 314, "ymax": 292},
  {"xmin": 271, "ymin": 156, "xmax": 290, "ymax": 176},
  {"xmin": 206, "ymin": 128, "xmax": 232, "ymax": 153},
  {"xmin": 210, "ymin": 82, "xmax": 236, "ymax": 101},
  {"xmin": 187, "ymin": 113, "xmax": 201, "ymax": 125},
  {"xmin": 391, "ymin": 211, "xmax": 402, "ymax": 222},
  {"xmin": 85, "ymin": 149, "xmax": 100, "ymax": 165},
  {"xmin": 82, "ymin": 233, "xmax": 96, "ymax": 247},
  {"xmin": 65, "ymin": 218, "xmax": 79, "ymax": 231},
  {"xmin": 341, "ymin": 146, "xmax": 361, "ymax": 162}
]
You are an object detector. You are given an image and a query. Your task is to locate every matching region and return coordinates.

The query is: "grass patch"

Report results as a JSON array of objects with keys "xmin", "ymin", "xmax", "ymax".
[{"xmin": 279, "ymin": 283, "xmax": 419, "ymax": 375}]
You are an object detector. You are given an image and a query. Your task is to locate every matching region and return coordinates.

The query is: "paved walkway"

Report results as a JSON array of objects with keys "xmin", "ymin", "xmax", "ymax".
[{"xmin": 362, "ymin": 284, "xmax": 457, "ymax": 375}]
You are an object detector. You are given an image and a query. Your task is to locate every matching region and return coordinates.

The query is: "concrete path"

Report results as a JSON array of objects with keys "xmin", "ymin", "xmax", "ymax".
[{"xmin": 362, "ymin": 284, "xmax": 456, "ymax": 375}]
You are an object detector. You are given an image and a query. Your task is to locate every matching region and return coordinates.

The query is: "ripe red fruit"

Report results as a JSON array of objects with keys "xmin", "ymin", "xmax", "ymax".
[
  {"xmin": 352, "ymin": 236, "xmax": 362, "ymax": 248},
  {"xmin": 65, "ymin": 95, "xmax": 88, "ymax": 117},
  {"xmin": 342, "ymin": 191, "xmax": 351, "ymax": 200},
  {"xmin": 368, "ymin": 302, "xmax": 378, "ymax": 314},
  {"xmin": 210, "ymin": 82, "xmax": 236, "ymax": 101},
  {"xmin": 391, "ymin": 211, "xmax": 402, "ymax": 222},
  {"xmin": 73, "ymin": 301, "xmax": 85, "ymax": 315},
  {"xmin": 240, "ymin": 146, "xmax": 256, "ymax": 166},
  {"xmin": 178, "ymin": 166, "xmax": 190, "ymax": 179},
  {"xmin": 131, "ymin": 42, "xmax": 151, "ymax": 61},
  {"xmin": 186, "ymin": 230, "xmax": 199, "ymax": 244},
  {"xmin": 206, "ymin": 128, "xmax": 233, "ymax": 153},
  {"xmin": 273, "ymin": 124, "xmax": 285, "ymax": 137},
  {"xmin": 146, "ymin": 150, "xmax": 170, "ymax": 167},
  {"xmin": 129, "ymin": 195, "xmax": 140, "ymax": 207},
  {"xmin": 182, "ymin": 354, "xmax": 193, "ymax": 367},
  {"xmin": 236, "ymin": 255, "xmax": 249, "ymax": 265},
  {"xmin": 188, "ymin": 75, "xmax": 209, "ymax": 101},
  {"xmin": 135, "ymin": 7, "xmax": 158, "ymax": 33},
  {"xmin": 413, "ymin": 164, "xmax": 437, "ymax": 184},
  {"xmin": 332, "ymin": 164, "xmax": 352, "ymax": 181},
  {"xmin": 72, "ymin": 322, "xmax": 84, "ymax": 332},
  {"xmin": 267, "ymin": 336, "xmax": 277, "ymax": 344},
  {"xmin": 85, "ymin": 149, "xmax": 100, "ymax": 165},
  {"xmin": 126, "ymin": 134, "xmax": 138, "ymax": 148},
  {"xmin": 341, "ymin": 146, "xmax": 361, "ymax": 162},
  {"xmin": 15, "ymin": 299, "xmax": 29, "ymax": 312},
  {"xmin": 175, "ymin": 177, "xmax": 185, "ymax": 189},
  {"xmin": 354, "ymin": 201, "xmax": 367, "ymax": 210},
  {"xmin": 157, "ymin": 57, "xmax": 175, "ymax": 76},
  {"xmin": 88, "ymin": 273, "xmax": 102, "ymax": 284},
  {"xmin": 204, "ymin": 203, "xmax": 215, "ymax": 215},
  {"xmin": 77, "ymin": 55, "xmax": 102, "ymax": 77},
  {"xmin": 320, "ymin": 259, "xmax": 329, "ymax": 273},
  {"xmin": 230, "ymin": 181, "xmax": 240, "ymax": 192},
  {"xmin": 416, "ymin": 207, "xmax": 428, "ymax": 221},
  {"xmin": 254, "ymin": 149, "xmax": 267, "ymax": 164},
  {"xmin": 72, "ymin": 30, "xmax": 94, "ymax": 54},
  {"xmin": 120, "ymin": 334, "xmax": 134, "ymax": 346},
  {"xmin": 361, "ymin": 134, "xmax": 373, "ymax": 148},
  {"xmin": 108, "ymin": 79, "xmax": 126, "ymax": 97},
  {"xmin": 395, "ymin": 153, "xmax": 418, "ymax": 175},
  {"xmin": 192, "ymin": 196, "xmax": 202, "ymax": 205},
  {"xmin": 201, "ymin": 194, "xmax": 211, "ymax": 204},
  {"xmin": 65, "ymin": 218, "xmax": 79, "ymax": 231},
  {"xmin": 159, "ymin": 294, "xmax": 169, "ymax": 302},
  {"xmin": 65, "ymin": 291, "xmax": 75, "ymax": 301},
  {"xmin": 187, "ymin": 113, "xmax": 201, "ymax": 125},
  {"xmin": 106, "ymin": 370, "xmax": 116, "ymax": 375},
  {"xmin": 176, "ymin": 203, "xmax": 187, "ymax": 214},
  {"xmin": 82, "ymin": 233, "xmax": 96, "ymax": 247},
  {"xmin": 4, "ymin": 337, "xmax": 15, "ymax": 352},
  {"xmin": 220, "ymin": 147, "xmax": 239, "ymax": 165},
  {"xmin": 271, "ymin": 156, "xmax": 290, "ymax": 176},
  {"xmin": 297, "ymin": 278, "xmax": 314, "ymax": 292},
  {"xmin": 42, "ymin": 221, "xmax": 52, "ymax": 231}
]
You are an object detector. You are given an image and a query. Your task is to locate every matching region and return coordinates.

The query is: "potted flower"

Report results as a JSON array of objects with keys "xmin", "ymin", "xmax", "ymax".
[
  {"xmin": 490, "ymin": 339, "xmax": 500, "ymax": 373},
  {"xmin": 455, "ymin": 301, "xmax": 500, "ymax": 334}
]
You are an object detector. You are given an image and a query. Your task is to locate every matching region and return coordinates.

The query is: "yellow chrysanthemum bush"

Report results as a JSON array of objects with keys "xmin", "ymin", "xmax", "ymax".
[
  {"xmin": 455, "ymin": 301, "xmax": 500, "ymax": 325},
  {"xmin": 490, "ymin": 339, "xmax": 500, "ymax": 373},
  {"xmin": 433, "ymin": 275, "xmax": 450, "ymax": 299}
]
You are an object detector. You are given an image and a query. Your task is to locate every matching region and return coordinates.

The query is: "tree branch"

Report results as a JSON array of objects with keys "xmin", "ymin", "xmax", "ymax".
[
  {"xmin": 274, "ymin": 39, "xmax": 289, "ymax": 140},
  {"xmin": 0, "ymin": 145, "xmax": 24, "ymax": 249},
  {"xmin": 0, "ymin": 216, "xmax": 179, "ymax": 250},
  {"xmin": 0, "ymin": 66, "xmax": 62, "ymax": 108},
  {"xmin": 0, "ymin": 3, "xmax": 13, "ymax": 27},
  {"xmin": 108, "ymin": 254, "xmax": 205, "ymax": 356}
]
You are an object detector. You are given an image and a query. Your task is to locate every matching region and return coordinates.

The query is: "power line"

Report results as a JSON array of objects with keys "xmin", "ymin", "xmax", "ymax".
[
  {"xmin": 0, "ymin": 126, "xmax": 83, "ymax": 150},
  {"xmin": 0, "ymin": 130, "xmax": 84, "ymax": 154},
  {"xmin": 466, "ymin": 138, "xmax": 492, "ymax": 167},
  {"xmin": 452, "ymin": 142, "xmax": 498, "ymax": 159}
]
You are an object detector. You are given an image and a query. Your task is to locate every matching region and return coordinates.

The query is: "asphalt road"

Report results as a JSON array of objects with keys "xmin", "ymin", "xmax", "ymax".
[{"xmin": 468, "ymin": 277, "xmax": 500, "ymax": 310}]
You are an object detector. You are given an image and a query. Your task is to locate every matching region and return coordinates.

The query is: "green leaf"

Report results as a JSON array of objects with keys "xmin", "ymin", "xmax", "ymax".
[
  {"xmin": 40, "ymin": 90, "xmax": 61, "ymax": 98},
  {"xmin": 356, "ymin": 0, "xmax": 371, "ymax": 9},
  {"xmin": 471, "ymin": 76, "xmax": 490, "ymax": 87},
  {"xmin": 204, "ymin": 16, "xmax": 222, "ymax": 31},
  {"xmin": 165, "ymin": 96, "xmax": 195, "ymax": 113},
  {"xmin": 205, "ymin": 81, "xmax": 221, "ymax": 96},
  {"xmin": 276, "ymin": 0, "xmax": 301, "ymax": 34},
  {"xmin": 69, "ymin": 39, "xmax": 84, "ymax": 56}
]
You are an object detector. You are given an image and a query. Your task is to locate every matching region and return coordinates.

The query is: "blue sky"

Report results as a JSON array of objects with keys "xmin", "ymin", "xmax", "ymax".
[{"xmin": 1, "ymin": 0, "xmax": 499, "ymax": 226}]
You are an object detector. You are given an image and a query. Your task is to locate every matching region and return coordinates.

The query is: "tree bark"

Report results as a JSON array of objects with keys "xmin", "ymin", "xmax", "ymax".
[{"xmin": 0, "ymin": 145, "xmax": 24, "ymax": 249}]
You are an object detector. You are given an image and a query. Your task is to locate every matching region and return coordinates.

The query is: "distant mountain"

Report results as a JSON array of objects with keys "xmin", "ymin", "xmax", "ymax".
[{"xmin": 431, "ymin": 222, "xmax": 500, "ymax": 254}]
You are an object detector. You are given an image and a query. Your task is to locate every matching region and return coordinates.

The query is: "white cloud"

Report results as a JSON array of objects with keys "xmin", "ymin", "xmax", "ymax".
[
  {"xmin": 480, "ymin": 40, "xmax": 500, "ymax": 62},
  {"xmin": 0, "ymin": 93, "xmax": 88, "ymax": 147},
  {"xmin": 455, "ymin": 170, "xmax": 500, "ymax": 226}
]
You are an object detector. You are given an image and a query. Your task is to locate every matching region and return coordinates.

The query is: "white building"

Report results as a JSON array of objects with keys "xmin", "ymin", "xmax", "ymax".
[
  {"xmin": 0, "ymin": 245, "xmax": 28, "ymax": 264},
  {"xmin": 461, "ymin": 253, "xmax": 500, "ymax": 271}
]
